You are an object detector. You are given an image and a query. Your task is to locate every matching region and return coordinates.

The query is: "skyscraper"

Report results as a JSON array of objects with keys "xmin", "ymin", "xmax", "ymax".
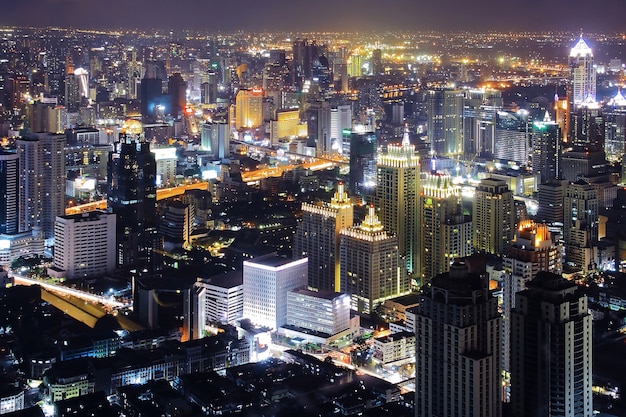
[
  {"xmin": 16, "ymin": 132, "xmax": 66, "ymax": 240},
  {"xmin": 510, "ymin": 271, "xmax": 592, "ymax": 417},
  {"xmin": 348, "ymin": 130, "xmax": 377, "ymax": 198},
  {"xmin": 168, "ymin": 72, "xmax": 186, "ymax": 117},
  {"xmin": 419, "ymin": 173, "xmax": 472, "ymax": 283},
  {"xmin": 0, "ymin": 151, "xmax": 19, "ymax": 235},
  {"xmin": 532, "ymin": 114, "xmax": 561, "ymax": 183},
  {"xmin": 502, "ymin": 221, "xmax": 562, "ymax": 392},
  {"xmin": 569, "ymin": 36, "xmax": 596, "ymax": 107},
  {"xmin": 293, "ymin": 183, "xmax": 353, "ymax": 292},
  {"xmin": 415, "ymin": 260, "xmax": 501, "ymax": 417},
  {"xmin": 235, "ymin": 89, "xmax": 263, "ymax": 129},
  {"xmin": 427, "ymin": 89, "xmax": 464, "ymax": 156},
  {"xmin": 340, "ymin": 205, "xmax": 409, "ymax": 315},
  {"xmin": 473, "ymin": 178, "xmax": 515, "ymax": 256},
  {"xmin": 107, "ymin": 121, "xmax": 159, "ymax": 269},
  {"xmin": 377, "ymin": 130, "xmax": 421, "ymax": 276},
  {"xmin": 563, "ymin": 180, "xmax": 599, "ymax": 271}
]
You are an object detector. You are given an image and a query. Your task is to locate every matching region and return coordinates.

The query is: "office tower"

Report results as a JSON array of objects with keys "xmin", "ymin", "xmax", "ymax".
[
  {"xmin": 140, "ymin": 62, "xmax": 165, "ymax": 123},
  {"xmin": 502, "ymin": 221, "xmax": 561, "ymax": 388},
  {"xmin": 569, "ymin": 104, "xmax": 604, "ymax": 148},
  {"xmin": 536, "ymin": 179, "xmax": 568, "ymax": 224},
  {"xmin": 563, "ymin": 180, "xmax": 598, "ymax": 271},
  {"xmin": 377, "ymin": 130, "xmax": 421, "ymax": 275},
  {"xmin": 348, "ymin": 131, "xmax": 378, "ymax": 197},
  {"xmin": 604, "ymin": 90, "xmax": 626, "ymax": 161},
  {"xmin": 532, "ymin": 115, "xmax": 561, "ymax": 183},
  {"xmin": 329, "ymin": 104, "xmax": 352, "ymax": 155},
  {"xmin": 510, "ymin": 272, "xmax": 592, "ymax": 417},
  {"xmin": 159, "ymin": 202, "xmax": 190, "ymax": 250},
  {"xmin": 193, "ymin": 271, "xmax": 243, "ymax": 338},
  {"xmin": 107, "ymin": 125, "xmax": 159, "ymax": 269},
  {"xmin": 605, "ymin": 188, "xmax": 626, "ymax": 265},
  {"xmin": 494, "ymin": 111, "xmax": 529, "ymax": 165},
  {"xmin": 201, "ymin": 70, "xmax": 218, "ymax": 104},
  {"xmin": 463, "ymin": 89, "xmax": 502, "ymax": 157},
  {"xmin": 0, "ymin": 151, "xmax": 19, "ymax": 235},
  {"xmin": 420, "ymin": 174, "xmax": 472, "ymax": 283},
  {"xmin": 473, "ymin": 178, "xmax": 515, "ymax": 256},
  {"xmin": 371, "ymin": 49, "xmax": 383, "ymax": 76},
  {"xmin": 243, "ymin": 254, "xmax": 308, "ymax": 329},
  {"xmin": 340, "ymin": 205, "xmax": 408, "ymax": 315},
  {"xmin": 235, "ymin": 89, "xmax": 263, "ymax": 129},
  {"xmin": 152, "ymin": 147, "xmax": 177, "ymax": 187},
  {"xmin": 561, "ymin": 146, "xmax": 607, "ymax": 182},
  {"xmin": 52, "ymin": 211, "xmax": 116, "ymax": 280},
  {"xmin": 415, "ymin": 260, "xmax": 501, "ymax": 417},
  {"xmin": 391, "ymin": 102, "xmax": 404, "ymax": 126},
  {"xmin": 293, "ymin": 183, "xmax": 353, "ymax": 292},
  {"xmin": 285, "ymin": 289, "xmax": 351, "ymax": 336},
  {"xmin": 168, "ymin": 72, "xmax": 186, "ymax": 117},
  {"xmin": 427, "ymin": 89, "xmax": 464, "ymax": 156},
  {"xmin": 305, "ymin": 100, "xmax": 331, "ymax": 153},
  {"xmin": 16, "ymin": 132, "xmax": 66, "ymax": 240},
  {"xmin": 569, "ymin": 36, "xmax": 596, "ymax": 107},
  {"xmin": 200, "ymin": 121, "xmax": 230, "ymax": 159}
]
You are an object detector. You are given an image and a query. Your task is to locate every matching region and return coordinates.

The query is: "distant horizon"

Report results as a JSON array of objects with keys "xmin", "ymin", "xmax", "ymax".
[{"xmin": 1, "ymin": 0, "xmax": 625, "ymax": 35}]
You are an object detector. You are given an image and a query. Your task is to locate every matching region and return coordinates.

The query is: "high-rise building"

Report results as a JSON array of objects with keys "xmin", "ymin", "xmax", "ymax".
[
  {"xmin": 377, "ymin": 130, "xmax": 421, "ymax": 275},
  {"xmin": 415, "ymin": 260, "xmax": 501, "ymax": 417},
  {"xmin": 0, "ymin": 151, "xmax": 19, "ymax": 235},
  {"xmin": 52, "ymin": 211, "xmax": 116, "ymax": 280},
  {"xmin": 107, "ymin": 123, "xmax": 159, "ymax": 269},
  {"xmin": 473, "ymin": 178, "xmax": 515, "ymax": 256},
  {"xmin": 563, "ymin": 180, "xmax": 598, "ymax": 271},
  {"xmin": 420, "ymin": 173, "xmax": 472, "ymax": 283},
  {"xmin": 604, "ymin": 90, "xmax": 626, "ymax": 161},
  {"xmin": 569, "ymin": 36, "xmax": 596, "ymax": 107},
  {"xmin": 329, "ymin": 104, "xmax": 352, "ymax": 155},
  {"xmin": 168, "ymin": 72, "xmax": 186, "ymax": 117},
  {"xmin": 293, "ymin": 183, "xmax": 353, "ymax": 292},
  {"xmin": 243, "ymin": 254, "xmax": 308, "ymax": 329},
  {"xmin": 371, "ymin": 49, "xmax": 383, "ymax": 76},
  {"xmin": 427, "ymin": 89, "xmax": 464, "ymax": 156},
  {"xmin": 348, "ymin": 131, "xmax": 378, "ymax": 197},
  {"xmin": 510, "ymin": 271, "xmax": 592, "ymax": 417},
  {"xmin": 532, "ymin": 115, "xmax": 561, "ymax": 183},
  {"xmin": 502, "ymin": 221, "xmax": 562, "ymax": 389},
  {"xmin": 340, "ymin": 205, "xmax": 409, "ymax": 315},
  {"xmin": 494, "ymin": 111, "xmax": 529, "ymax": 165},
  {"xmin": 463, "ymin": 89, "xmax": 503, "ymax": 157},
  {"xmin": 235, "ymin": 89, "xmax": 263, "ymax": 130},
  {"xmin": 200, "ymin": 121, "xmax": 230, "ymax": 160},
  {"xmin": 193, "ymin": 271, "xmax": 243, "ymax": 338},
  {"xmin": 536, "ymin": 179, "xmax": 568, "ymax": 224},
  {"xmin": 140, "ymin": 61, "xmax": 165, "ymax": 123},
  {"xmin": 16, "ymin": 132, "xmax": 66, "ymax": 240}
]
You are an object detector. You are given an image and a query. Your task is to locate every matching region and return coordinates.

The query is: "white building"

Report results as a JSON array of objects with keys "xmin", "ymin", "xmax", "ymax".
[
  {"xmin": 0, "ymin": 230, "xmax": 44, "ymax": 266},
  {"xmin": 0, "ymin": 388, "xmax": 24, "ymax": 414},
  {"xmin": 51, "ymin": 211, "xmax": 116, "ymax": 279},
  {"xmin": 372, "ymin": 331, "xmax": 415, "ymax": 364},
  {"xmin": 152, "ymin": 147, "xmax": 178, "ymax": 187},
  {"xmin": 243, "ymin": 255, "xmax": 307, "ymax": 329},
  {"xmin": 193, "ymin": 271, "xmax": 244, "ymax": 338},
  {"xmin": 285, "ymin": 288, "xmax": 351, "ymax": 336}
]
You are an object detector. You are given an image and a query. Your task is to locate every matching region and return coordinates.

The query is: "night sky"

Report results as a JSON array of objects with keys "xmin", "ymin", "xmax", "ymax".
[{"xmin": 1, "ymin": 0, "xmax": 626, "ymax": 32}]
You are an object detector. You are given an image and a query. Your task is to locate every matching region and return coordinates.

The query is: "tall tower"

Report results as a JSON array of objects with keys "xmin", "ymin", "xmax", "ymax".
[
  {"xmin": 563, "ymin": 180, "xmax": 598, "ymax": 271},
  {"xmin": 502, "ymin": 221, "xmax": 562, "ymax": 394},
  {"xmin": 235, "ymin": 89, "xmax": 263, "ymax": 130},
  {"xmin": 377, "ymin": 130, "xmax": 421, "ymax": 276},
  {"xmin": 510, "ymin": 272, "xmax": 592, "ymax": 417},
  {"xmin": 473, "ymin": 178, "xmax": 515, "ymax": 256},
  {"xmin": 532, "ymin": 113, "xmax": 561, "ymax": 184},
  {"xmin": 16, "ymin": 132, "xmax": 66, "ymax": 240},
  {"xmin": 340, "ymin": 205, "xmax": 409, "ymax": 315},
  {"xmin": 569, "ymin": 35, "xmax": 596, "ymax": 107},
  {"xmin": 0, "ymin": 151, "xmax": 19, "ymax": 235},
  {"xmin": 419, "ymin": 173, "xmax": 472, "ymax": 283},
  {"xmin": 427, "ymin": 89, "xmax": 465, "ymax": 156},
  {"xmin": 107, "ymin": 121, "xmax": 159, "ymax": 270},
  {"xmin": 415, "ymin": 260, "xmax": 501, "ymax": 417},
  {"xmin": 293, "ymin": 183, "xmax": 353, "ymax": 292}
]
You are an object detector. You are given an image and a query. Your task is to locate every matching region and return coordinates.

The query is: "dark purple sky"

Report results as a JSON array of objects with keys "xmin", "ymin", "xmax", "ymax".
[{"xmin": 1, "ymin": 0, "xmax": 625, "ymax": 32}]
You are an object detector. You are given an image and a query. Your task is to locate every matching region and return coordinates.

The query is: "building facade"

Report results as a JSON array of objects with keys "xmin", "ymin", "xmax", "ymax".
[{"xmin": 473, "ymin": 178, "xmax": 515, "ymax": 256}]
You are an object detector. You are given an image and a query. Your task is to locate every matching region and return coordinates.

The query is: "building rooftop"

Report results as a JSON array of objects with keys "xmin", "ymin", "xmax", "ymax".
[
  {"xmin": 245, "ymin": 253, "xmax": 305, "ymax": 269},
  {"xmin": 200, "ymin": 270, "xmax": 243, "ymax": 288}
]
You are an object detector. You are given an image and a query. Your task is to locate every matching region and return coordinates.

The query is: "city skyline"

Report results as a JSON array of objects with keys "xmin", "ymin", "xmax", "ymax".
[{"xmin": 2, "ymin": 0, "xmax": 626, "ymax": 33}]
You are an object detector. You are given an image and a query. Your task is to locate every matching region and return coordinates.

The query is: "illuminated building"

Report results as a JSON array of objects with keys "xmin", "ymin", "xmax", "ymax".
[
  {"xmin": 329, "ymin": 104, "xmax": 352, "ymax": 155},
  {"xmin": 16, "ymin": 132, "xmax": 66, "ymax": 240},
  {"xmin": 293, "ymin": 182, "xmax": 353, "ymax": 292},
  {"xmin": 560, "ymin": 146, "xmax": 607, "ymax": 183},
  {"xmin": 373, "ymin": 331, "xmax": 415, "ymax": 364},
  {"xmin": 0, "ymin": 230, "xmax": 44, "ymax": 266},
  {"xmin": 569, "ymin": 103, "xmax": 604, "ymax": 148},
  {"xmin": 563, "ymin": 180, "xmax": 598, "ymax": 271},
  {"xmin": 494, "ymin": 111, "xmax": 529, "ymax": 165},
  {"xmin": 537, "ymin": 179, "xmax": 568, "ymax": 224},
  {"xmin": 603, "ymin": 90, "xmax": 626, "ymax": 161},
  {"xmin": 415, "ymin": 260, "xmax": 501, "ymax": 417},
  {"xmin": 376, "ymin": 130, "xmax": 421, "ymax": 275},
  {"xmin": 242, "ymin": 254, "xmax": 308, "ymax": 329},
  {"xmin": 420, "ymin": 174, "xmax": 472, "ymax": 283},
  {"xmin": 284, "ymin": 289, "xmax": 351, "ymax": 337},
  {"xmin": 502, "ymin": 221, "xmax": 561, "ymax": 391},
  {"xmin": 340, "ymin": 205, "xmax": 409, "ymax": 315},
  {"xmin": 140, "ymin": 61, "xmax": 165, "ymax": 123},
  {"xmin": 200, "ymin": 70, "xmax": 218, "ymax": 104},
  {"xmin": 473, "ymin": 178, "xmax": 515, "ymax": 256},
  {"xmin": 152, "ymin": 147, "xmax": 177, "ymax": 187},
  {"xmin": 107, "ymin": 123, "xmax": 159, "ymax": 269},
  {"xmin": 0, "ymin": 151, "xmax": 19, "ymax": 235},
  {"xmin": 427, "ymin": 89, "xmax": 464, "ymax": 156},
  {"xmin": 510, "ymin": 272, "xmax": 592, "ymax": 417},
  {"xmin": 51, "ymin": 211, "xmax": 116, "ymax": 280},
  {"xmin": 569, "ymin": 36, "xmax": 596, "ymax": 107},
  {"xmin": 168, "ymin": 72, "xmax": 186, "ymax": 117},
  {"xmin": 0, "ymin": 389, "xmax": 24, "ymax": 415},
  {"xmin": 159, "ymin": 202, "xmax": 190, "ymax": 250},
  {"xmin": 235, "ymin": 89, "xmax": 263, "ymax": 129},
  {"xmin": 371, "ymin": 48, "xmax": 383, "ymax": 76},
  {"xmin": 463, "ymin": 89, "xmax": 502, "ymax": 156},
  {"xmin": 193, "ymin": 271, "xmax": 243, "ymax": 337},
  {"xmin": 200, "ymin": 121, "xmax": 230, "ymax": 160},
  {"xmin": 532, "ymin": 115, "xmax": 561, "ymax": 183},
  {"xmin": 273, "ymin": 109, "xmax": 302, "ymax": 141}
]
